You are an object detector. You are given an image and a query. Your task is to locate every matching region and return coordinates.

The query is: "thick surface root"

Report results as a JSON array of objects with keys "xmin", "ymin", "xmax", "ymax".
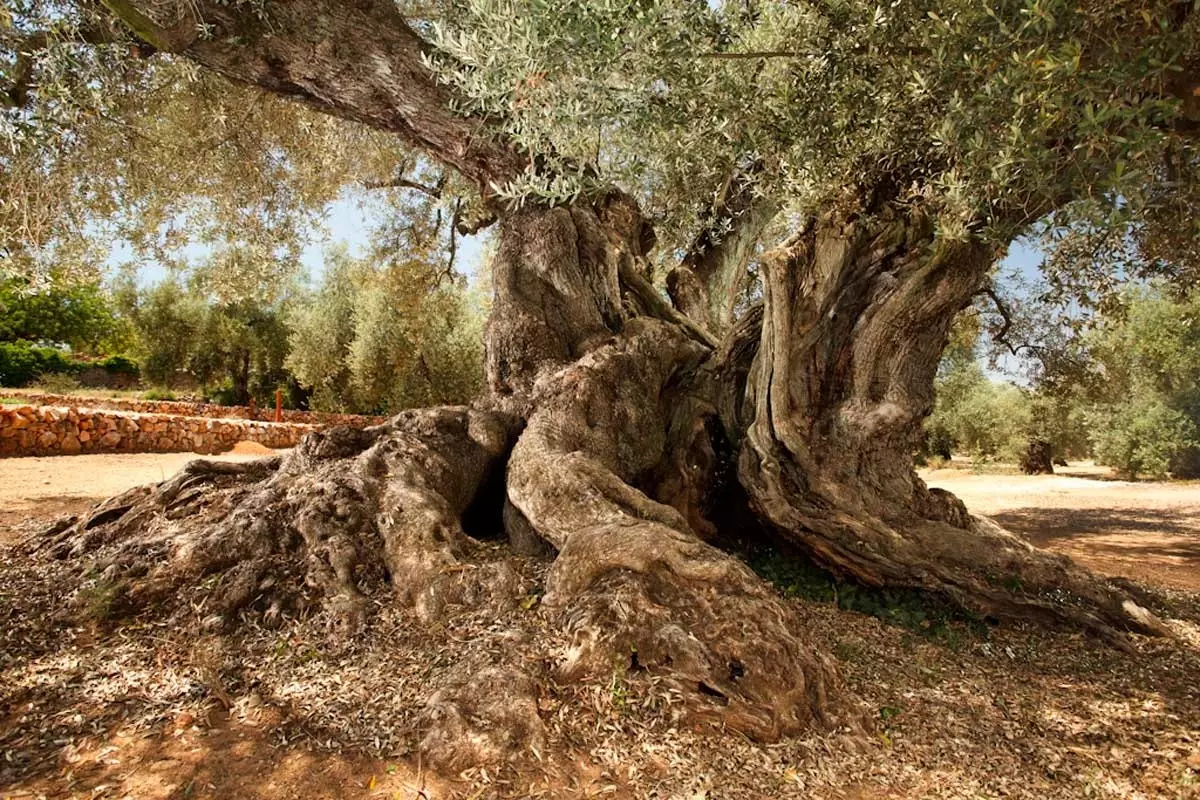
[
  {"xmin": 33, "ymin": 407, "xmax": 521, "ymax": 630},
  {"xmin": 507, "ymin": 319, "xmax": 855, "ymax": 740},
  {"xmin": 740, "ymin": 431, "xmax": 1169, "ymax": 644}
]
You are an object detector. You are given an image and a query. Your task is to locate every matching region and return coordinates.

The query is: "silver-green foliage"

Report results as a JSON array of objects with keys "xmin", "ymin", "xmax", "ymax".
[
  {"xmin": 286, "ymin": 244, "xmax": 484, "ymax": 415},
  {"xmin": 1081, "ymin": 285, "xmax": 1200, "ymax": 478},
  {"xmin": 430, "ymin": 0, "xmax": 1197, "ymax": 247}
]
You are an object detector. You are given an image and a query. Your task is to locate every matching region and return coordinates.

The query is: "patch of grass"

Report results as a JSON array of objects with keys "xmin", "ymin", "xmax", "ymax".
[
  {"xmin": 31, "ymin": 371, "xmax": 81, "ymax": 394},
  {"xmin": 76, "ymin": 578, "xmax": 132, "ymax": 622},
  {"xmin": 142, "ymin": 387, "xmax": 178, "ymax": 401},
  {"xmin": 740, "ymin": 540, "xmax": 990, "ymax": 645}
]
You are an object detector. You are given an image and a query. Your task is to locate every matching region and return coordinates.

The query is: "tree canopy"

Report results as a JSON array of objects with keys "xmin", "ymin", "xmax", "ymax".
[{"xmin": 3, "ymin": 0, "xmax": 1198, "ymax": 295}]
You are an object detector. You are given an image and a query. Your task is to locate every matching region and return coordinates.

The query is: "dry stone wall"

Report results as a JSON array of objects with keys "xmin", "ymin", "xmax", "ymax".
[
  {"xmin": 0, "ymin": 404, "xmax": 315, "ymax": 457},
  {"xmin": 0, "ymin": 391, "xmax": 384, "ymax": 427}
]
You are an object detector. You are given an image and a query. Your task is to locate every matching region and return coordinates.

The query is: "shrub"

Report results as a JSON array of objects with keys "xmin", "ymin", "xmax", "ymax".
[
  {"xmin": 0, "ymin": 341, "xmax": 40, "ymax": 386},
  {"xmin": 98, "ymin": 354, "xmax": 140, "ymax": 376},
  {"xmin": 142, "ymin": 387, "xmax": 178, "ymax": 401},
  {"xmin": 35, "ymin": 371, "xmax": 82, "ymax": 393},
  {"xmin": 205, "ymin": 380, "xmax": 241, "ymax": 407},
  {"xmin": 1090, "ymin": 399, "xmax": 1198, "ymax": 480},
  {"xmin": 0, "ymin": 341, "xmax": 80, "ymax": 386}
]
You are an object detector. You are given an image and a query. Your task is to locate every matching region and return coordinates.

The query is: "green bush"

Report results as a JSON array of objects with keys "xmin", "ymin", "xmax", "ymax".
[
  {"xmin": 97, "ymin": 354, "xmax": 139, "ymax": 376},
  {"xmin": 0, "ymin": 341, "xmax": 80, "ymax": 386},
  {"xmin": 1090, "ymin": 399, "xmax": 1198, "ymax": 480},
  {"xmin": 205, "ymin": 380, "xmax": 241, "ymax": 407},
  {"xmin": 142, "ymin": 387, "xmax": 178, "ymax": 401},
  {"xmin": 0, "ymin": 341, "xmax": 40, "ymax": 386}
]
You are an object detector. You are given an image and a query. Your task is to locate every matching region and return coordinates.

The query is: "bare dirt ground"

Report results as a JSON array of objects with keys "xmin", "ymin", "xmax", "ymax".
[
  {"xmin": 0, "ymin": 447, "xmax": 278, "ymax": 546},
  {"xmin": 1, "ymin": 454, "xmax": 1199, "ymax": 799},
  {"xmin": 923, "ymin": 462, "xmax": 1200, "ymax": 593}
]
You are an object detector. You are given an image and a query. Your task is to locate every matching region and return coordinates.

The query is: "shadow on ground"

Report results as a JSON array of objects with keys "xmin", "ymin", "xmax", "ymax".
[{"xmin": 994, "ymin": 506, "xmax": 1200, "ymax": 592}]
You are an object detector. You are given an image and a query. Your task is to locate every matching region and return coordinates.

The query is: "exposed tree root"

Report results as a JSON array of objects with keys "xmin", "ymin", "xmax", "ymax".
[
  {"xmin": 507, "ymin": 319, "xmax": 854, "ymax": 740},
  {"xmin": 33, "ymin": 407, "xmax": 521, "ymax": 630}
]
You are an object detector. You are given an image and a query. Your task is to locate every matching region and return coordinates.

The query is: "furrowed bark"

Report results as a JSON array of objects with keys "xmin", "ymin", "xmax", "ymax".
[
  {"xmin": 506, "ymin": 317, "xmax": 850, "ymax": 739},
  {"xmin": 733, "ymin": 207, "xmax": 1166, "ymax": 641},
  {"xmin": 37, "ymin": 407, "xmax": 521, "ymax": 627},
  {"xmin": 487, "ymin": 198, "xmax": 852, "ymax": 738},
  {"xmin": 667, "ymin": 172, "xmax": 777, "ymax": 336}
]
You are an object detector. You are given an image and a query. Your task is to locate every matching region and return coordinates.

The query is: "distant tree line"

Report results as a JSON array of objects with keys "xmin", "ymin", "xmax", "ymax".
[
  {"xmin": 0, "ymin": 246, "xmax": 484, "ymax": 415},
  {"xmin": 925, "ymin": 283, "xmax": 1200, "ymax": 481}
]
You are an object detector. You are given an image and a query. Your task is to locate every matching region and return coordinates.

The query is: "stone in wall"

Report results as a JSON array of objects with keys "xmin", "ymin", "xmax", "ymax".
[{"xmin": 0, "ymin": 391, "xmax": 384, "ymax": 427}]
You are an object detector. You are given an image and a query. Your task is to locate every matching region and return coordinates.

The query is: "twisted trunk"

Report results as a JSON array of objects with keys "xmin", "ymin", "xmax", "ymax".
[{"xmin": 735, "ymin": 209, "xmax": 1165, "ymax": 639}]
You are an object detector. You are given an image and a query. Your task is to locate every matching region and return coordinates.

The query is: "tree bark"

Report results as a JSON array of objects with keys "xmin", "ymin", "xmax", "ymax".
[
  {"xmin": 1020, "ymin": 438, "xmax": 1055, "ymax": 475},
  {"xmin": 733, "ymin": 208, "xmax": 1165, "ymax": 640},
  {"xmin": 231, "ymin": 348, "xmax": 251, "ymax": 406},
  {"xmin": 666, "ymin": 172, "xmax": 777, "ymax": 336}
]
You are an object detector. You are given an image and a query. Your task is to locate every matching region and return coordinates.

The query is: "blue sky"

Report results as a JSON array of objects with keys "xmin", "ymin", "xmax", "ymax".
[{"xmin": 299, "ymin": 197, "xmax": 489, "ymax": 283}]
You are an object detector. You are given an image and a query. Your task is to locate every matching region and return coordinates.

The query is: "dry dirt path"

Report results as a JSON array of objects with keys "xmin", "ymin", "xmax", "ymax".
[
  {"xmin": 923, "ymin": 463, "xmax": 1200, "ymax": 593},
  {"xmin": 0, "ymin": 447, "xmax": 281, "ymax": 545}
]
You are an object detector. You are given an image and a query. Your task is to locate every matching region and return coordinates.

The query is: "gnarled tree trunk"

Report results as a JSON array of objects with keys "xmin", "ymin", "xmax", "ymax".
[
  {"xmin": 734, "ymin": 208, "xmax": 1164, "ymax": 639},
  {"xmin": 37, "ymin": 0, "xmax": 1167, "ymax": 775}
]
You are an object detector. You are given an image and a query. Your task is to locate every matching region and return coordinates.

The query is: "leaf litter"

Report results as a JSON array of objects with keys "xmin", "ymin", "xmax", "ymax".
[{"xmin": 2, "ymin": 510, "xmax": 1199, "ymax": 799}]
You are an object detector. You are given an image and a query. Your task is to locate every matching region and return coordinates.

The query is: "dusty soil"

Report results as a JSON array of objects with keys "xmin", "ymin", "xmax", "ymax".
[
  {"xmin": 924, "ymin": 463, "xmax": 1200, "ymax": 593},
  {"xmin": 0, "ymin": 450, "xmax": 281, "ymax": 546},
  {"xmin": 1, "ymin": 455, "xmax": 1199, "ymax": 799}
]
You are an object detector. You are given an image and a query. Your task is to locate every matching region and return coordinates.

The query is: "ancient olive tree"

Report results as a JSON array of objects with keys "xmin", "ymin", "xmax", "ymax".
[{"xmin": 5, "ymin": 0, "xmax": 1197, "ymax": 765}]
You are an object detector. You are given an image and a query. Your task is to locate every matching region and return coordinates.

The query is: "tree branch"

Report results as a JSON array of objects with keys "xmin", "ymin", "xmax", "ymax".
[
  {"xmin": 362, "ymin": 175, "xmax": 445, "ymax": 197},
  {"xmin": 99, "ymin": 0, "xmax": 526, "ymax": 198},
  {"xmin": 445, "ymin": 197, "xmax": 462, "ymax": 276},
  {"xmin": 667, "ymin": 168, "xmax": 776, "ymax": 334},
  {"xmin": 97, "ymin": 0, "xmax": 198, "ymax": 52},
  {"xmin": 977, "ymin": 283, "xmax": 1051, "ymax": 367},
  {"xmin": 980, "ymin": 284, "xmax": 1013, "ymax": 350},
  {"xmin": 699, "ymin": 50, "xmax": 802, "ymax": 60}
]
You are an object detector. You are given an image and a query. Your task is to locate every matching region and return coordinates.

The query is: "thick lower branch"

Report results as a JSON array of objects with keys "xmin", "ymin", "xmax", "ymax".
[{"xmin": 102, "ymin": 0, "xmax": 525, "ymax": 194}]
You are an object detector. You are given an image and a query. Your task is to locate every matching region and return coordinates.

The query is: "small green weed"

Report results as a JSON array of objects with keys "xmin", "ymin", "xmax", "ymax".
[{"xmin": 76, "ymin": 578, "xmax": 131, "ymax": 621}]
